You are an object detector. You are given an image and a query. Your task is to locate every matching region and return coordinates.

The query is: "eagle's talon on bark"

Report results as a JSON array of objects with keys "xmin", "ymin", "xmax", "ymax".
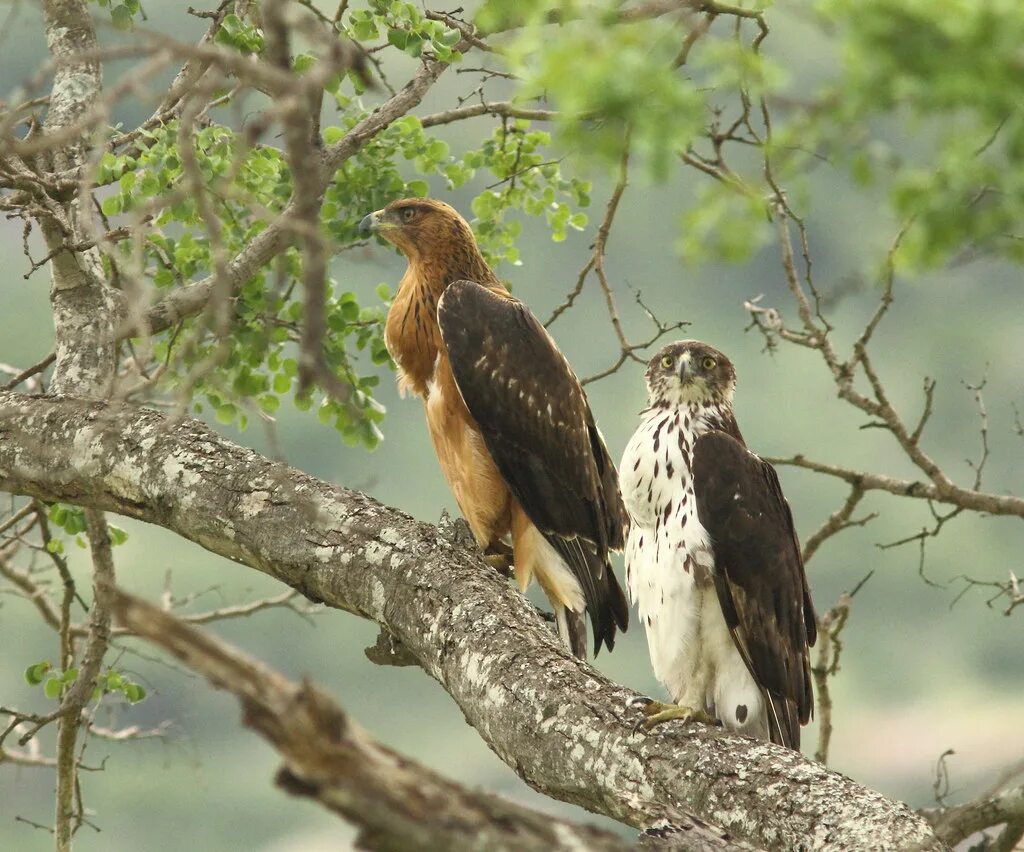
[
  {"xmin": 483, "ymin": 553, "xmax": 514, "ymax": 578},
  {"xmin": 633, "ymin": 700, "xmax": 714, "ymax": 734}
]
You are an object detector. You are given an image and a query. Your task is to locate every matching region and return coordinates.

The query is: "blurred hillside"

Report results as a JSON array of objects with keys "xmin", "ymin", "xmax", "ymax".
[{"xmin": 1, "ymin": 2, "xmax": 1022, "ymax": 850}]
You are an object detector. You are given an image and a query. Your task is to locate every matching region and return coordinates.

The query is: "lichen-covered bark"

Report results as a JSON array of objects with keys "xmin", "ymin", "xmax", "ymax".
[
  {"xmin": 35, "ymin": 6, "xmax": 118, "ymax": 850},
  {"xmin": 40, "ymin": 0, "xmax": 116, "ymax": 397},
  {"xmin": 112, "ymin": 587, "xmax": 644, "ymax": 852},
  {"xmin": 0, "ymin": 393, "xmax": 947, "ymax": 851}
]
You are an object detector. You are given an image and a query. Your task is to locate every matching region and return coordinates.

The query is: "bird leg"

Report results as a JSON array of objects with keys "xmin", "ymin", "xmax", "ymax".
[
  {"xmin": 630, "ymin": 698, "xmax": 715, "ymax": 733},
  {"xmin": 483, "ymin": 540, "xmax": 514, "ymax": 578},
  {"xmin": 440, "ymin": 514, "xmax": 513, "ymax": 576},
  {"xmin": 483, "ymin": 553, "xmax": 513, "ymax": 577}
]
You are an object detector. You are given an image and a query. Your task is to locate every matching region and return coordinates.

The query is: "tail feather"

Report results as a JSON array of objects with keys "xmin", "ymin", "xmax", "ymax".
[
  {"xmin": 548, "ymin": 534, "xmax": 629, "ymax": 656},
  {"xmin": 555, "ymin": 606, "xmax": 588, "ymax": 659},
  {"xmin": 764, "ymin": 691, "xmax": 801, "ymax": 750}
]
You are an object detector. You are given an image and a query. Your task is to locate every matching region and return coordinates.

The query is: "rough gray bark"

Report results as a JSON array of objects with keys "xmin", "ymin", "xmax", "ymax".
[
  {"xmin": 39, "ymin": 0, "xmax": 116, "ymax": 398},
  {"xmin": 34, "ymin": 6, "xmax": 118, "ymax": 850},
  {"xmin": 923, "ymin": 781, "xmax": 1024, "ymax": 851},
  {"xmin": 111, "ymin": 586, "xmax": 647, "ymax": 852},
  {"xmin": 0, "ymin": 392, "xmax": 947, "ymax": 851}
]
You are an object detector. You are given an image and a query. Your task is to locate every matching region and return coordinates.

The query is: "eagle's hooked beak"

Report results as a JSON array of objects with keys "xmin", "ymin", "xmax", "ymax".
[
  {"xmin": 359, "ymin": 209, "xmax": 386, "ymax": 236},
  {"xmin": 678, "ymin": 354, "xmax": 694, "ymax": 383}
]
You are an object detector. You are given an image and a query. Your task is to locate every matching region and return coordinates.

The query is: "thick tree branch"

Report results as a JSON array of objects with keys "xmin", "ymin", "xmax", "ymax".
[
  {"xmin": 40, "ymin": 0, "xmax": 116, "ymax": 398},
  {"xmin": 0, "ymin": 393, "xmax": 945, "ymax": 851},
  {"xmin": 35, "ymin": 5, "xmax": 120, "ymax": 848},
  {"xmin": 922, "ymin": 780, "xmax": 1024, "ymax": 849},
  {"xmin": 109, "ymin": 586, "xmax": 640, "ymax": 852}
]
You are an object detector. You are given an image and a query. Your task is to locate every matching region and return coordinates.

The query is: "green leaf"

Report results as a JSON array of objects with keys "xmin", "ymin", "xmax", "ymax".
[
  {"xmin": 406, "ymin": 179, "xmax": 429, "ymax": 197},
  {"xmin": 44, "ymin": 678, "xmax": 63, "ymax": 700},
  {"xmin": 215, "ymin": 403, "xmax": 238, "ymax": 424},
  {"xmin": 101, "ymin": 194, "xmax": 122, "ymax": 216},
  {"xmin": 439, "ymin": 27, "xmax": 462, "ymax": 47},
  {"xmin": 124, "ymin": 683, "xmax": 147, "ymax": 703},
  {"xmin": 24, "ymin": 662, "xmax": 51, "ymax": 686},
  {"xmin": 293, "ymin": 53, "xmax": 316, "ymax": 75},
  {"xmin": 110, "ymin": 4, "xmax": 134, "ymax": 30},
  {"xmin": 387, "ymin": 27, "xmax": 409, "ymax": 50}
]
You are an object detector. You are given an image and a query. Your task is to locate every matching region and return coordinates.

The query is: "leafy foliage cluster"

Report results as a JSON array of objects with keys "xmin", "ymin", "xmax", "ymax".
[
  {"xmin": 822, "ymin": 0, "xmax": 1024, "ymax": 266},
  {"xmin": 92, "ymin": 2, "xmax": 597, "ymax": 447},
  {"xmin": 24, "ymin": 662, "xmax": 147, "ymax": 705},
  {"xmin": 48, "ymin": 503, "xmax": 128, "ymax": 552},
  {"xmin": 477, "ymin": 0, "xmax": 1024, "ymax": 271},
  {"xmin": 86, "ymin": 0, "xmax": 1023, "ymax": 439}
]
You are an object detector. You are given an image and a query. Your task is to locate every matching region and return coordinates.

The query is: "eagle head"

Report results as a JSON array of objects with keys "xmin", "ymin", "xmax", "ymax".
[
  {"xmin": 645, "ymin": 340, "xmax": 736, "ymax": 408},
  {"xmin": 359, "ymin": 197, "xmax": 478, "ymax": 264}
]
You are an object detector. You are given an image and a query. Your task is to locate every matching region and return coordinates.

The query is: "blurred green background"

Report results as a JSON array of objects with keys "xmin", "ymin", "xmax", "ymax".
[{"xmin": 2, "ymin": 2, "xmax": 1022, "ymax": 850}]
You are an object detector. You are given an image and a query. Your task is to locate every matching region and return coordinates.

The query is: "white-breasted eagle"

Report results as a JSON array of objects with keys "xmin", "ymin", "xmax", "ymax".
[{"xmin": 619, "ymin": 340, "xmax": 816, "ymax": 748}]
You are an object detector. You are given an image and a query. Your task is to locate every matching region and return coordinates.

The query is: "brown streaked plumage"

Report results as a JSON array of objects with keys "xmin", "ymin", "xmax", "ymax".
[
  {"xmin": 620, "ymin": 340, "xmax": 816, "ymax": 749},
  {"xmin": 360, "ymin": 198, "xmax": 628, "ymax": 656}
]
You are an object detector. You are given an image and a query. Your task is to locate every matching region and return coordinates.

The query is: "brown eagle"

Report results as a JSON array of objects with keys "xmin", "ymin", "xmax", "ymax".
[
  {"xmin": 360, "ymin": 198, "xmax": 628, "ymax": 657},
  {"xmin": 619, "ymin": 340, "xmax": 816, "ymax": 748}
]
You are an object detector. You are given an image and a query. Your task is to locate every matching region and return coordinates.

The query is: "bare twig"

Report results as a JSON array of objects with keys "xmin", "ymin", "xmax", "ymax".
[
  {"xmin": 764, "ymin": 454, "xmax": 1024, "ymax": 519},
  {"xmin": 811, "ymin": 571, "xmax": 873, "ymax": 765},
  {"xmin": 71, "ymin": 588, "xmax": 317, "ymax": 637},
  {"xmin": 546, "ymin": 145, "xmax": 687, "ymax": 384},
  {"xmin": 54, "ymin": 509, "xmax": 115, "ymax": 848},
  {"xmin": 0, "ymin": 353, "xmax": 55, "ymax": 392},
  {"xmin": 950, "ymin": 569, "xmax": 1023, "ymax": 617},
  {"xmin": 932, "ymin": 748, "xmax": 956, "ymax": 808},
  {"xmin": 0, "ymin": 549, "xmax": 62, "ymax": 631},
  {"xmin": 800, "ymin": 485, "xmax": 877, "ymax": 565},
  {"xmin": 420, "ymin": 100, "xmax": 557, "ymax": 128}
]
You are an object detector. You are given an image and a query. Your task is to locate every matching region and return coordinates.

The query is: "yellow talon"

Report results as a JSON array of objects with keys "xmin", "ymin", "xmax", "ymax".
[{"xmin": 636, "ymin": 700, "xmax": 714, "ymax": 732}]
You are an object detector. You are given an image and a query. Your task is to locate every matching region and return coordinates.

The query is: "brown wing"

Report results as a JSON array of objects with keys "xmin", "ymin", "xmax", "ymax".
[
  {"xmin": 693, "ymin": 431, "xmax": 816, "ymax": 749},
  {"xmin": 437, "ymin": 280, "xmax": 628, "ymax": 653}
]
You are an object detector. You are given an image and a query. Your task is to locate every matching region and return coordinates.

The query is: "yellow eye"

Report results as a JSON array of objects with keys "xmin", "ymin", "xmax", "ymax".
[
  {"xmin": 702, "ymin": 356, "xmax": 716, "ymax": 370},
  {"xmin": 400, "ymin": 207, "xmax": 416, "ymax": 222},
  {"xmin": 660, "ymin": 354, "xmax": 674, "ymax": 370}
]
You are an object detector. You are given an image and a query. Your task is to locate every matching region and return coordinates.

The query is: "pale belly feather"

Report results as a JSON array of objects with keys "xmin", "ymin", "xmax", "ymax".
[{"xmin": 620, "ymin": 408, "xmax": 767, "ymax": 738}]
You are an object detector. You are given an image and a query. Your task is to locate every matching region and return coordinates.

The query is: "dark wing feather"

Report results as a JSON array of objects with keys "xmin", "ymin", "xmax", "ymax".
[
  {"xmin": 437, "ymin": 280, "xmax": 628, "ymax": 653},
  {"xmin": 693, "ymin": 431, "xmax": 816, "ymax": 749}
]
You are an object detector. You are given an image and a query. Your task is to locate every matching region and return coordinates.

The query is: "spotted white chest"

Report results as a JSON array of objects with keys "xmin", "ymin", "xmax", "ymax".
[{"xmin": 619, "ymin": 405, "xmax": 767, "ymax": 736}]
